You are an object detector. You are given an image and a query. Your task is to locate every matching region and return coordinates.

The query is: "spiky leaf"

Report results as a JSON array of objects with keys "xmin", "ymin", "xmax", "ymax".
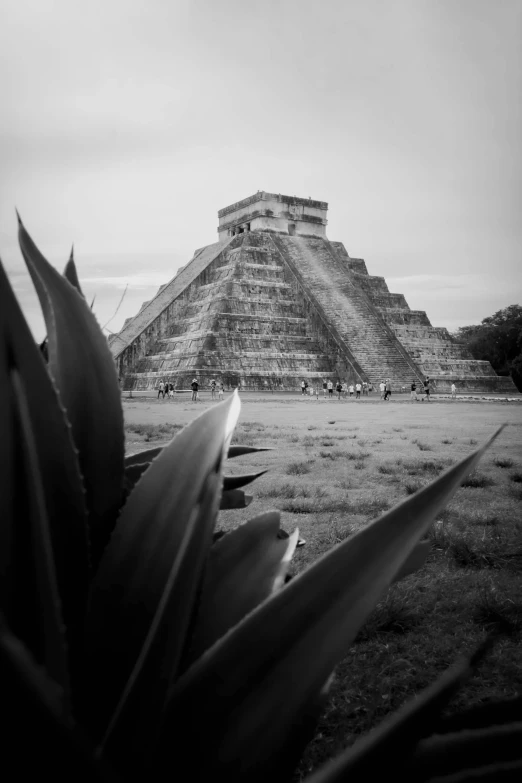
[
  {"xmin": 183, "ymin": 512, "xmax": 299, "ymax": 668},
  {"xmin": 17, "ymin": 217, "xmax": 124, "ymax": 565},
  {"xmin": 81, "ymin": 393, "xmax": 241, "ymax": 753},
  {"xmin": 0, "ymin": 261, "xmax": 89, "ymax": 689}
]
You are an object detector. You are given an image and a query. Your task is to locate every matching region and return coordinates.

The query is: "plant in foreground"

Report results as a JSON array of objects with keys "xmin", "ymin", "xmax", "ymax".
[{"xmin": 0, "ymin": 218, "xmax": 520, "ymax": 782}]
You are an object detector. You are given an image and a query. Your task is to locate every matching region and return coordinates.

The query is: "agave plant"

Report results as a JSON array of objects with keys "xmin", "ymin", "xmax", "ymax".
[{"xmin": 1, "ymin": 217, "xmax": 519, "ymax": 782}]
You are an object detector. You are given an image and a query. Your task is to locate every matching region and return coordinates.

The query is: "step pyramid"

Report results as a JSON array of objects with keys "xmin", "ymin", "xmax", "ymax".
[{"xmin": 110, "ymin": 192, "xmax": 517, "ymax": 394}]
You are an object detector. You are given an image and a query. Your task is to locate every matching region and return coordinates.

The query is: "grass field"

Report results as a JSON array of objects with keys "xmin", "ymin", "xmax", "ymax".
[{"xmin": 123, "ymin": 393, "xmax": 522, "ymax": 778}]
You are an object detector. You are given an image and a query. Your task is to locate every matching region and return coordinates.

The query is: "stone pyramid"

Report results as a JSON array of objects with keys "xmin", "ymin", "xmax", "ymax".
[{"xmin": 110, "ymin": 192, "xmax": 516, "ymax": 393}]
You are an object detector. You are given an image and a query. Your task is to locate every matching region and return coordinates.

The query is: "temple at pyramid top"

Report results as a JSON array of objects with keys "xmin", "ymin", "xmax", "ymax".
[{"xmin": 217, "ymin": 191, "xmax": 328, "ymax": 240}]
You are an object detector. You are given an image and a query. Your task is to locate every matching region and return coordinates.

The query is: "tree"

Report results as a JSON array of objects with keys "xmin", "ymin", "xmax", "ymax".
[{"xmin": 454, "ymin": 305, "xmax": 522, "ymax": 391}]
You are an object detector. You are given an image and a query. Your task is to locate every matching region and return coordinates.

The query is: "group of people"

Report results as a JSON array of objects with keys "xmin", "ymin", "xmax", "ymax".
[
  {"xmin": 156, "ymin": 378, "xmax": 225, "ymax": 402},
  {"xmin": 299, "ymin": 379, "xmax": 375, "ymax": 400},
  {"xmin": 157, "ymin": 380, "xmax": 175, "ymax": 399},
  {"xmin": 408, "ymin": 378, "xmax": 438, "ymax": 402}
]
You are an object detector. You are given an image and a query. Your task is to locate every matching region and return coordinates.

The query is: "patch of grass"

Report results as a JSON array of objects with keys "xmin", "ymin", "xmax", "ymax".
[
  {"xmin": 469, "ymin": 438, "xmax": 478, "ymax": 445},
  {"xmin": 460, "ymin": 471, "xmax": 495, "ymax": 489},
  {"xmin": 321, "ymin": 440, "xmax": 335, "ymax": 447},
  {"xmin": 494, "ymin": 457, "xmax": 515, "ymax": 469},
  {"xmin": 286, "ymin": 461, "xmax": 312, "ymax": 475},
  {"xmin": 348, "ymin": 496, "xmax": 390, "ymax": 515},
  {"xmin": 473, "ymin": 591, "xmax": 522, "ymax": 637},
  {"xmin": 413, "ymin": 439, "xmax": 433, "ymax": 452},
  {"xmin": 510, "ymin": 472, "xmax": 522, "ymax": 484},
  {"xmin": 402, "ymin": 459, "xmax": 449, "ymax": 476},
  {"xmin": 126, "ymin": 423, "xmax": 183, "ymax": 441},
  {"xmin": 441, "ymin": 439, "xmax": 453, "ymax": 445},
  {"xmin": 356, "ymin": 440, "xmax": 367, "ymax": 447},
  {"xmin": 307, "ymin": 425, "xmax": 317, "ymax": 431},
  {"xmin": 404, "ymin": 480, "xmax": 423, "ymax": 495},
  {"xmin": 378, "ymin": 463, "xmax": 398, "ymax": 475},
  {"xmin": 356, "ymin": 596, "xmax": 420, "ymax": 642}
]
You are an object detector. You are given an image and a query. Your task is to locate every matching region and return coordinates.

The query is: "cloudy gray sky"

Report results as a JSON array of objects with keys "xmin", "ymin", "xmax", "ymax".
[{"xmin": 2, "ymin": 0, "xmax": 521, "ymax": 340}]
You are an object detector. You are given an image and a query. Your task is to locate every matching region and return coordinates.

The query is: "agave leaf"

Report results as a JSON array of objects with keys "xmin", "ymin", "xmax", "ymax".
[
  {"xmin": 0, "ymin": 622, "xmax": 116, "ymax": 782},
  {"xmin": 182, "ymin": 513, "xmax": 299, "ymax": 669},
  {"xmin": 0, "ymin": 272, "xmax": 15, "ymax": 595},
  {"xmin": 81, "ymin": 393, "xmax": 241, "ymax": 751},
  {"xmin": 101, "ymin": 467, "xmax": 223, "ymax": 774},
  {"xmin": 124, "ymin": 446, "xmax": 163, "ymax": 467},
  {"xmin": 220, "ymin": 489, "xmax": 253, "ymax": 509},
  {"xmin": 63, "ymin": 246, "xmax": 84, "ymax": 297},
  {"xmin": 124, "ymin": 462, "xmax": 150, "ymax": 486},
  {"xmin": 124, "ymin": 445, "xmax": 271, "ymax": 469},
  {"xmin": 7, "ymin": 369, "xmax": 70, "ymax": 700},
  {"xmin": 307, "ymin": 636, "xmax": 497, "ymax": 783},
  {"xmin": 227, "ymin": 445, "xmax": 273, "ymax": 459},
  {"xmin": 404, "ymin": 722, "xmax": 522, "ymax": 781},
  {"xmin": 0, "ymin": 261, "xmax": 89, "ymax": 691},
  {"xmin": 392, "ymin": 539, "xmax": 431, "ymax": 584},
  {"xmin": 223, "ymin": 470, "xmax": 267, "ymax": 491},
  {"xmin": 17, "ymin": 216, "xmax": 124, "ymax": 565},
  {"xmin": 157, "ymin": 427, "xmax": 504, "ymax": 782}
]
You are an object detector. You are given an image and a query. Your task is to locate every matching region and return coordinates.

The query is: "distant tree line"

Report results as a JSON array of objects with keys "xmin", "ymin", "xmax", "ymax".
[{"xmin": 453, "ymin": 304, "xmax": 522, "ymax": 392}]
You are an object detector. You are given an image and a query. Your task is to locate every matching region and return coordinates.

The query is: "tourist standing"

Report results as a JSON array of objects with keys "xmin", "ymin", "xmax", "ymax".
[
  {"xmin": 323, "ymin": 379, "xmax": 328, "ymax": 399},
  {"xmin": 362, "ymin": 381, "xmax": 368, "ymax": 396},
  {"xmin": 422, "ymin": 377, "xmax": 431, "ymax": 402},
  {"xmin": 349, "ymin": 383, "xmax": 354, "ymax": 398},
  {"xmin": 218, "ymin": 381, "xmax": 224, "ymax": 400},
  {"xmin": 379, "ymin": 380, "xmax": 385, "ymax": 399},
  {"xmin": 355, "ymin": 381, "xmax": 361, "ymax": 399},
  {"xmin": 410, "ymin": 380, "xmax": 417, "ymax": 402},
  {"xmin": 210, "ymin": 379, "xmax": 217, "ymax": 399},
  {"xmin": 336, "ymin": 380, "xmax": 343, "ymax": 400},
  {"xmin": 191, "ymin": 378, "xmax": 199, "ymax": 402},
  {"xmin": 451, "ymin": 382, "xmax": 457, "ymax": 400},
  {"xmin": 168, "ymin": 382, "xmax": 174, "ymax": 399},
  {"xmin": 158, "ymin": 380, "xmax": 165, "ymax": 400},
  {"xmin": 301, "ymin": 380, "xmax": 306, "ymax": 395},
  {"xmin": 327, "ymin": 379, "xmax": 334, "ymax": 398}
]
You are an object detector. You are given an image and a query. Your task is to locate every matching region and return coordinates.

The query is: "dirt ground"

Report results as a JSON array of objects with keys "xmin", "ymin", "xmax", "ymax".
[{"xmin": 123, "ymin": 392, "xmax": 522, "ymax": 456}]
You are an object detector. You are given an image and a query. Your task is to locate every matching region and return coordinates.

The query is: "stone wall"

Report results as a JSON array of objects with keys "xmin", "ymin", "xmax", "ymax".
[{"xmin": 113, "ymin": 229, "xmax": 517, "ymax": 394}]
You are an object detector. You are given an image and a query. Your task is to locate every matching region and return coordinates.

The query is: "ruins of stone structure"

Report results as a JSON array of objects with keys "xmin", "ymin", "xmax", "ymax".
[{"xmin": 110, "ymin": 192, "xmax": 516, "ymax": 393}]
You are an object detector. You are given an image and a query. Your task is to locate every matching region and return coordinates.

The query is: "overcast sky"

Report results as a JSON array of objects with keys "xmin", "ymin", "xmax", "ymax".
[{"xmin": 2, "ymin": 0, "xmax": 521, "ymax": 340}]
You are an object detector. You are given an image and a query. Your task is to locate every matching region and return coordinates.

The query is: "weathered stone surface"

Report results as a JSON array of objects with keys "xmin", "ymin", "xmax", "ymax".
[{"xmin": 111, "ymin": 197, "xmax": 517, "ymax": 393}]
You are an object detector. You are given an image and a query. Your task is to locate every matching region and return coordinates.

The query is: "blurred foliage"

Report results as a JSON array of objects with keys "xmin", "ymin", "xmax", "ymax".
[{"xmin": 455, "ymin": 305, "xmax": 522, "ymax": 391}]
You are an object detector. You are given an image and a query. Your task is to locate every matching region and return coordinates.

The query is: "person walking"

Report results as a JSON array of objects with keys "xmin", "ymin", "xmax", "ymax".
[
  {"xmin": 158, "ymin": 380, "xmax": 165, "ymax": 400},
  {"xmin": 384, "ymin": 379, "xmax": 392, "ymax": 401},
  {"xmin": 168, "ymin": 382, "xmax": 174, "ymax": 399},
  {"xmin": 422, "ymin": 377, "xmax": 431, "ymax": 402},
  {"xmin": 362, "ymin": 381, "xmax": 368, "ymax": 396},
  {"xmin": 379, "ymin": 380, "xmax": 385, "ymax": 399},
  {"xmin": 355, "ymin": 381, "xmax": 362, "ymax": 399},
  {"xmin": 191, "ymin": 378, "xmax": 199, "ymax": 402},
  {"xmin": 410, "ymin": 380, "xmax": 417, "ymax": 402},
  {"xmin": 451, "ymin": 382, "xmax": 457, "ymax": 400}
]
